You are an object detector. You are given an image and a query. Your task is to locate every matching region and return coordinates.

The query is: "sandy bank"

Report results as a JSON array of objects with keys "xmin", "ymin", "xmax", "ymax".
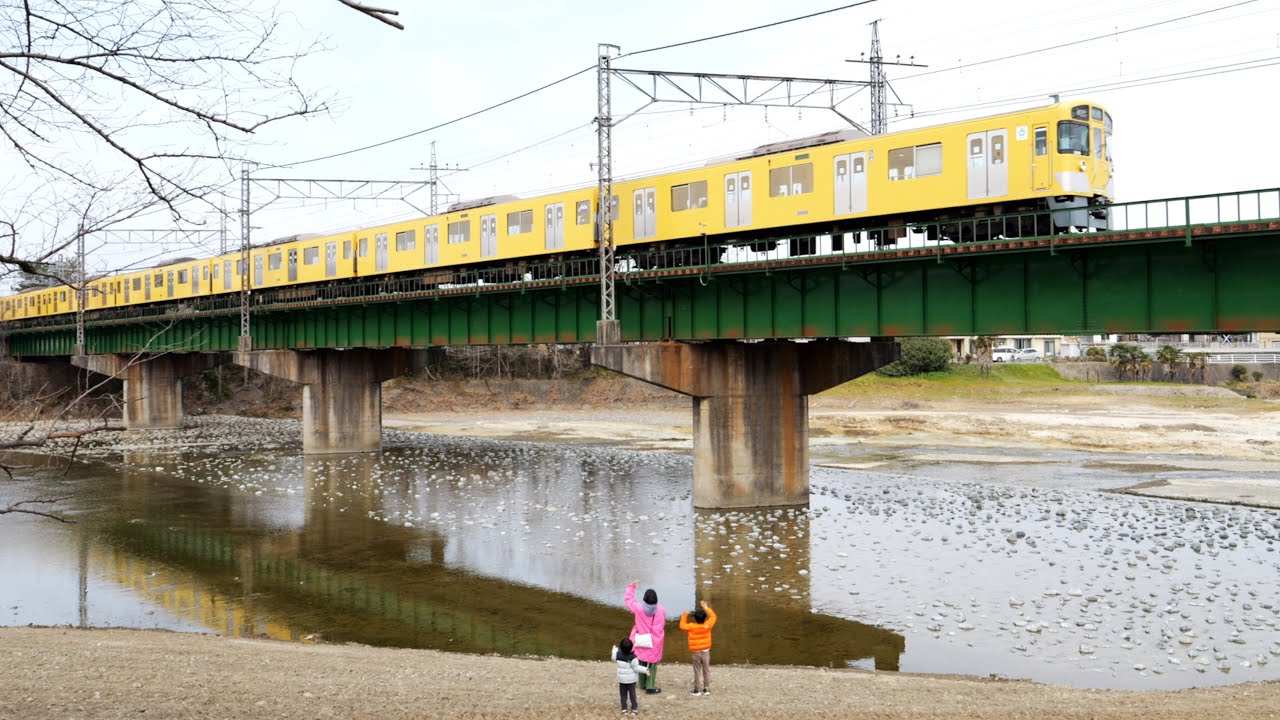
[{"xmin": 3, "ymin": 628, "xmax": 1278, "ymax": 720}]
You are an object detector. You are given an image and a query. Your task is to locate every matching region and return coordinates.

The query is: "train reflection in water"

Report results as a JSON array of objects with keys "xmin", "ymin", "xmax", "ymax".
[{"xmin": 89, "ymin": 449, "xmax": 903, "ymax": 668}]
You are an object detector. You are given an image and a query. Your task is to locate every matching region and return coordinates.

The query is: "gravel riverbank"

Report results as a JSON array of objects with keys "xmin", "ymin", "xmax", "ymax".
[{"xmin": 3, "ymin": 627, "xmax": 1278, "ymax": 720}]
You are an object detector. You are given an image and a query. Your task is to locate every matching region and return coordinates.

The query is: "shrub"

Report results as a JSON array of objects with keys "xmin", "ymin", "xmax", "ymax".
[
  {"xmin": 876, "ymin": 337, "xmax": 953, "ymax": 377},
  {"xmin": 1085, "ymin": 346, "xmax": 1107, "ymax": 360},
  {"xmin": 1252, "ymin": 371, "xmax": 1264, "ymax": 382},
  {"xmin": 1231, "ymin": 364, "xmax": 1248, "ymax": 382}
]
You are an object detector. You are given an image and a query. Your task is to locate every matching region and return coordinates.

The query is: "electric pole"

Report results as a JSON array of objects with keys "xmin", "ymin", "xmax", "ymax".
[
  {"xmin": 413, "ymin": 141, "xmax": 465, "ymax": 215},
  {"xmin": 846, "ymin": 20, "xmax": 926, "ymax": 135}
]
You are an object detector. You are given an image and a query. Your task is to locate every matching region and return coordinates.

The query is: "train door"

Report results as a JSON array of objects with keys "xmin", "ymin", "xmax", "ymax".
[
  {"xmin": 1031, "ymin": 125, "xmax": 1050, "ymax": 191},
  {"xmin": 424, "ymin": 225, "xmax": 439, "ymax": 264},
  {"xmin": 967, "ymin": 129, "xmax": 1008, "ymax": 199},
  {"xmin": 375, "ymin": 233, "xmax": 388, "ymax": 272},
  {"xmin": 724, "ymin": 171, "xmax": 752, "ymax": 228},
  {"xmin": 544, "ymin": 203, "xmax": 564, "ymax": 250},
  {"xmin": 254, "ymin": 255, "xmax": 263, "ymax": 287},
  {"xmin": 192, "ymin": 266, "xmax": 201, "ymax": 294},
  {"xmin": 145, "ymin": 275, "xmax": 151, "ymax": 301},
  {"xmin": 166, "ymin": 271, "xmax": 175, "ymax": 298},
  {"xmin": 481, "ymin": 214, "xmax": 497, "ymax": 258},
  {"xmin": 833, "ymin": 154, "xmax": 868, "ymax": 215},
  {"xmin": 124, "ymin": 279, "xmax": 131, "ymax": 304},
  {"xmin": 287, "ymin": 249, "xmax": 298, "ymax": 282},
  {"xmin": 325, "ymin": 242, "xmax": 337, "ymax": 278},
  {"xmin": 632, "ymin": 187, "xmax": 656, "ymax": 239},
  {"xmin": 223, "ymin": 260, "xmax": 233, "ymax": 290}
]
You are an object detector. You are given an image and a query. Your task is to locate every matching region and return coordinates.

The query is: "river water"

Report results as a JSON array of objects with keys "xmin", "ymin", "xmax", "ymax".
[{"xmin": 2, "ymin": 418, "xmax": 1278, "ymax": 690}]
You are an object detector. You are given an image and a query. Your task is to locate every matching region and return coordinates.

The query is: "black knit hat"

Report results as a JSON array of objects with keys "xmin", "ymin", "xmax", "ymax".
[{"xmin": 643, "ymin": 588, "xmax": 658, "ymax": 604}]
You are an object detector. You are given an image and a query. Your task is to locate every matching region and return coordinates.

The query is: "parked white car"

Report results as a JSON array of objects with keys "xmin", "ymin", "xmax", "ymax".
[
  {"xmin": 991, "ymin": 346, "xmax": 1018, "ymax": 362},
  {"xmin": 1013, "ymin": 348, "xmax": 1042, "ymax": 362}
]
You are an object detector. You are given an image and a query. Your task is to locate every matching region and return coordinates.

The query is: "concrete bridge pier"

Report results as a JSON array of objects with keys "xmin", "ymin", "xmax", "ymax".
[
  {"xmin": 591, "ymin": 339, "xmax": 897, "ymax": 508},
  {"xmin": 73, "ymin": 352, "xmax": 229, "ymax": 430},
  {"xmin": 233, "ymin": 348, "xmax": 427, "ymax": 454}
]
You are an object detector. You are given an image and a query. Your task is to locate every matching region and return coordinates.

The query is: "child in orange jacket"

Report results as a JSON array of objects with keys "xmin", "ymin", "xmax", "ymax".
[{"xmin": 678, "ymin": 600, "xmax": 717, "ymax": 695}]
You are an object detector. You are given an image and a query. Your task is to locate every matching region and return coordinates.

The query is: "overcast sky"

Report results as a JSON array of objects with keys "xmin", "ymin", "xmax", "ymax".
[{"xmin": 20, "ymin": 0, "xmax": 1280, "ymax": 275}]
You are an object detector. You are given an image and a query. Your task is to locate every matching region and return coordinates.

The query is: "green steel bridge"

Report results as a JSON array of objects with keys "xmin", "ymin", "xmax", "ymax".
[
  {"xmin": 4, "ymin": 187, "xmax": 1278, "ymax": 508},
  {"xmin": 3, "ymin": 187, "xmax": 1278, "ymax": 356}
]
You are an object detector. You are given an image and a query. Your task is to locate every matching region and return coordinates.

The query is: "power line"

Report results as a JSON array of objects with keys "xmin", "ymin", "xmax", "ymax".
[
  {"xmin": 264, "ymin": 67, "xmax": 595, "ymax": 171},
  {"xmin": 891, "ymin": 54, "xmax": 1280, "ymax": 125},
  {"xmin": 619, "ymin": 0, "xmax": 878, "ymax": 58},
  {"xmin": 895, "ymin": 0, "xmax": 1259, "ymax": 83}
]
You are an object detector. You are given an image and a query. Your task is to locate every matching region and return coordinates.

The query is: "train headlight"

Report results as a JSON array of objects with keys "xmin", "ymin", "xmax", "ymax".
[{"xmin": 1079, "ymin": 160, "xmax": 1087, "ymax": 172}]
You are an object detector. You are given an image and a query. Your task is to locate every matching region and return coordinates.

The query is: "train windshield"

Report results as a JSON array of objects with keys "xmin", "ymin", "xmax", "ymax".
[{"xmin": 1057, "ymin": 121, "xmax": 1089, "ymax": 155}]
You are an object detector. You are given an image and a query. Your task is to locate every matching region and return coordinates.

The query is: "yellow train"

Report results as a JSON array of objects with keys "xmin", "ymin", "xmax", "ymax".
[{"xmin": 1, "ymin": 100, "xmax": 1113, "ymax": 322}]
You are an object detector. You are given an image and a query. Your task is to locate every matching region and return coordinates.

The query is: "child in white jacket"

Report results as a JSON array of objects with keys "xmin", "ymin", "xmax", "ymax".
[{"xmin": 612, "ymin": 637, "xmax": 649, "ymax": 715}]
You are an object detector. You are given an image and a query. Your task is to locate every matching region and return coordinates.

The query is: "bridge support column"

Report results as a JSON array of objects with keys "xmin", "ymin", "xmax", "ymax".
[
  {"xmin": 233, "ymin": 348, "xmax": 427, "ymax": 454},
  {"xmin": 592, "ymin": 340, "xmax": 897, "ymax": 508},
  {"xmin": 72, "ymin": 353, "xmax": 228, "ymax": 430}
]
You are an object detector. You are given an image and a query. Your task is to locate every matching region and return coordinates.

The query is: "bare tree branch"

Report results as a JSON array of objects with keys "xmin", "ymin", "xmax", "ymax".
[
  {"xmin": 0, "ymin": 496, "xmax": 74, "ymax": 522},
  {"xmin": 1, "ymin": 1, "xmax": 333, "ymax": 276},
  {"xmin": 338, "ymin": 1, "xmax": 404, "ymax": 30}
]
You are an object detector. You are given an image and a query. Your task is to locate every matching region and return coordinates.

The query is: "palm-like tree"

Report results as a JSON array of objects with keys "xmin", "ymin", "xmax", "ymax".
[
  {"xmin": 1186, "ymin": 352, "xmax": 1210, "ymax": 384},
  {"xmin": 1156, "ymin": 345, "xmax": 1184, "ymax": 382},
  {"xmin": 974, "ymin": 336, "xmax": 995, "ymax": 377}
]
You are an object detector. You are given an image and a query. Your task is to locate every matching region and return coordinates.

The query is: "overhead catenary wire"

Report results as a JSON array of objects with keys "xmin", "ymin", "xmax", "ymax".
[
  {"xmin": 893, "ymin": 0, "xmax": 1260, "ymax": 83},
  {"xmin": 263, "ymin": 67, "xmax": 596, "ymax": 171},
  {"xmin": 618, "ymin": 0, "xmax": 878, "ymax": 58}
]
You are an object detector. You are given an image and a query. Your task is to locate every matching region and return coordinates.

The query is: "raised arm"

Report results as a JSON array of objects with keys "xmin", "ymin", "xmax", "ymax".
[{"xmin": 623, "ymin": 581, "xmax": 639, "ymax": 613}]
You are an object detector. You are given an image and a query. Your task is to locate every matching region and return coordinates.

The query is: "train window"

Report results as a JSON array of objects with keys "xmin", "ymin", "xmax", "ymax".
[
  {"xmin": 268, "ymin": 253, "xmax": 281, "ymax": 270},
  {"xmin": 212, "ymin": 264, "xmax": 218, "ymax": 279},
  {"xmin": 576, "ymin": 201, "xmax": 590, "ymax": 225},
  {"xmin": 303, "ymin": 247, "xmax": 319, "ymax": 264},
  {"xmin": 671, "ymin": 181, "xmax": 708, "ymax": 212},
  {"xmin": 343, "ymin": 240, "xmax": 352, "ymax": 259},
  {"xmin": 358, "ymin": 238, "xmax": 368, "ymax": 257},
  {"xmin": 1104, "ymin": 112, "xmax": 1113, "ymax": 132},
  {"xmin": 1072, "ymin": 105, "xmax": 1089, "ymax": 120},
  {"xmin": 448, "ymin": 220, "xmax": 471, "ymax": 244},
  {"xmin": 1057, "ymin": 121, "xmax": 1089, "ymax": 155},
  {"xmin": 1091, "ymin": 107, "xmax": 1103, "ymax": 121},
  {"xmin": 768, "ymin": 163, "xmax": 813, "ymax": 197},
  {"xmin": 671, "ymin": 184, "xmax": 688, "ymax": 210},
  {"xmin": 133, "ymin": 278, "xmax": 141, "ymax": 291},
  {"xmin": 916, "ymin": 143, "xmax": 943, "ymax": 176},
  {"xmin": 1034, "ymin": 128, "xmax": 1047, "ymax": 156},
  {"xmin": 154, "ymin": 273, "xmax": 163, "ymax": 287},
  {"xmin": 60, "ymin": 291, "xmax": 67, "ymax": 302},
  {"xmin": 1093, "ymin": 127, "xmax": 1103, "ymax": 159},
  {"xmin": 888, "ymin": 147, "xmax": 913, "ymax": 181},
  {"xmin": 202, "ymin": 267, "xmax": 209, "ymax": 281},
  {"xmin": 178, "ymin": 270, "xmax": 188, "ymax": 284},
  {"xmin": 507, "ymin": 209, "xmax": 533, "ymax": 234},
  {"xmin": 237, "ymin": 259, "xmax": 245, "ymax": 276},
  {"xmin": 395, "ymin": 230, "xmax": 416, "ymax": 251}
]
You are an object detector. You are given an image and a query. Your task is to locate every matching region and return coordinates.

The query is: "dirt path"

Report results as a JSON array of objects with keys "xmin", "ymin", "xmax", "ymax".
[{"xmin": 3, "ymin": 628, "xmax": 1278, "ymax": 720}]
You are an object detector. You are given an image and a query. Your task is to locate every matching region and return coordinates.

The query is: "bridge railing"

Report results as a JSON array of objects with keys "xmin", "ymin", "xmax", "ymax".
[
  {"xmin": 1108, "ymin": 188, "xmax": 1280, "ymax": 232},
  {"xmin": 610, "ymin": 186, "xmax": 1280, "ymax": 276}
]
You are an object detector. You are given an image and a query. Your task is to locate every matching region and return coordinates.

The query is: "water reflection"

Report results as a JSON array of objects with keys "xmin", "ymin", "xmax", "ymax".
[
  {"xmin": 11, "ymin": 443, "xmax": 904, "ymax": 671},
  {"xmin": 693, "ymin": 508, "xmax": 903, "ymax": 670}
]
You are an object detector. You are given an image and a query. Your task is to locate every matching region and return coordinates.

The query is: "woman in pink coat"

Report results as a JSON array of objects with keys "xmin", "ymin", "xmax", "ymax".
[{"xmin": 624, "ymin": 580, "xmax": 667, "ymax": 694}]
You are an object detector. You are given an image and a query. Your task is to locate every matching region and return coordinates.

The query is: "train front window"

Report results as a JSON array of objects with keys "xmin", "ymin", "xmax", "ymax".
[{"xmin": 1057, "ymin": 121, "xmax": 1089, "ymax": 155}]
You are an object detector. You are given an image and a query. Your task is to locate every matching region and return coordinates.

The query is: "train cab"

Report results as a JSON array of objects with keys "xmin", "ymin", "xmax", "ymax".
[{"xmin": 1046, "ymin": 102, "xmax": 1113, "ymax": 229}]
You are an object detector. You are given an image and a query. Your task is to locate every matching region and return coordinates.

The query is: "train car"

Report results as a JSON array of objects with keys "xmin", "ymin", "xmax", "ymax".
[{"xmin": 2, "ymin": 100, "xmax": 1113, "ymax": 322}]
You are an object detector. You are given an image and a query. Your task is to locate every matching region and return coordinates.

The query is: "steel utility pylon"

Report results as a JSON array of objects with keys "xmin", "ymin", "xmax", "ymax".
[
  {"xmin": 846, "ymin": 20, "xmax": 926, "ymax": 135},
  {"xmin": 594, "ymin": 45, "xmax": 871, "ymax": 338}
]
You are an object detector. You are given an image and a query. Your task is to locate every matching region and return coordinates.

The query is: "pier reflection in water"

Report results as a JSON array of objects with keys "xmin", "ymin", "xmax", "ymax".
[{"xmin": 66, "ymin": 444, "xmax": 904, "ymax": 669}]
